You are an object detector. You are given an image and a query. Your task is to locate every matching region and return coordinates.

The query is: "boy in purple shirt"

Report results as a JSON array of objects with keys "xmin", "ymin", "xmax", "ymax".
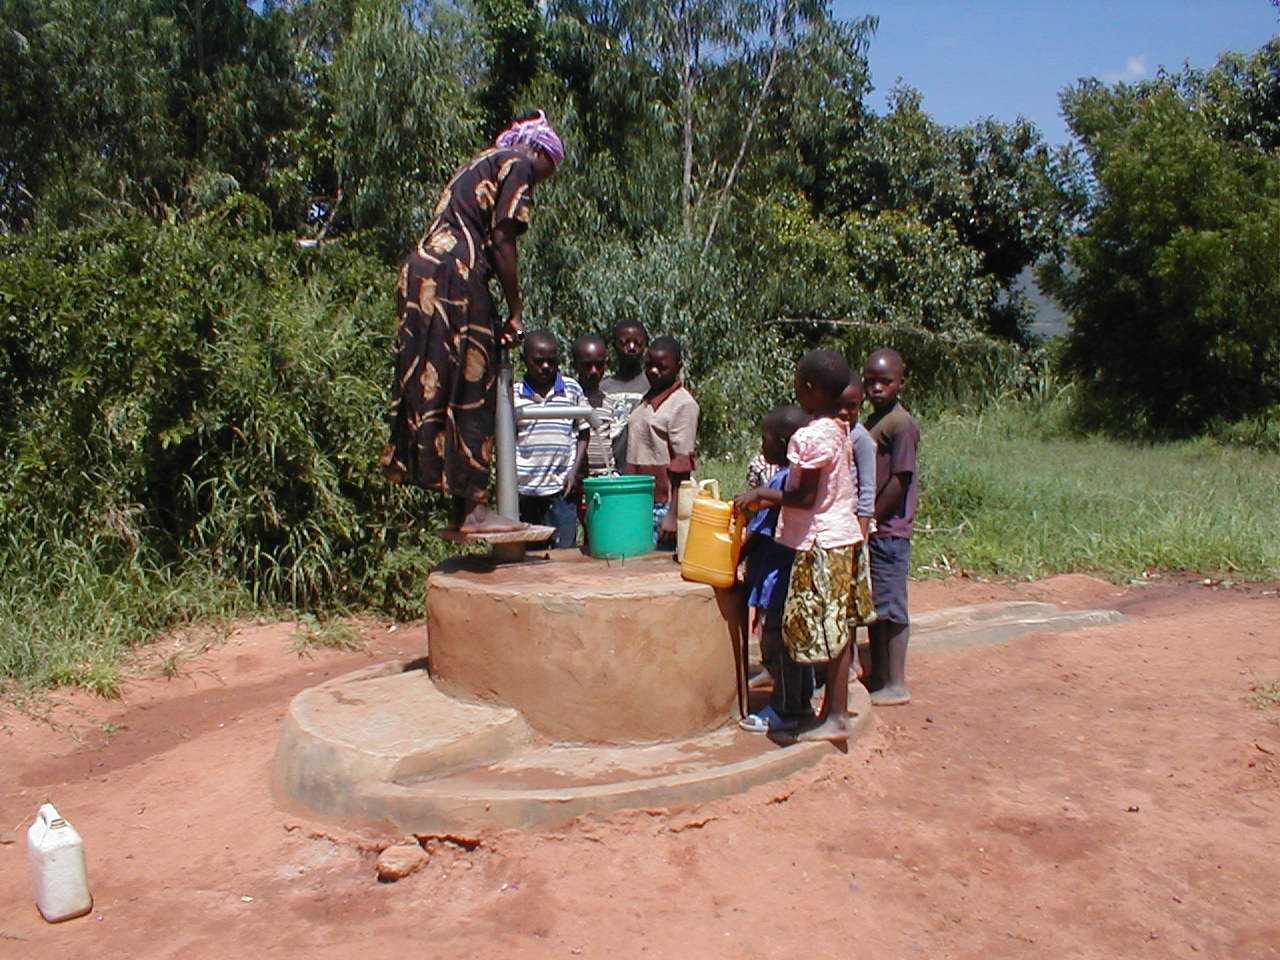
[
  {"xmin": 838, "ymin": 377, "xmax": 878, "ymax": 678},
  {"xmin": 862, "ymin": 348, "xmax": 920, "ymax": 705}
]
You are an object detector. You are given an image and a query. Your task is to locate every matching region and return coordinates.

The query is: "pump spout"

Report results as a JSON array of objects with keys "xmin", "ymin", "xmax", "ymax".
[
  {"xmin": 495, "ymin": 352, "xmax": 603, "ymax": 521},
  {"xmin": 514, "ymin": 406, "xmax": 604, "ymax": 430}
]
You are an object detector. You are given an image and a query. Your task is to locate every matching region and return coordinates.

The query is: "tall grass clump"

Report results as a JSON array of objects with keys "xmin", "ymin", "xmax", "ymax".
[{"xmin": 0, "ymin": 524, "xmax": 244, "ymax": 694}]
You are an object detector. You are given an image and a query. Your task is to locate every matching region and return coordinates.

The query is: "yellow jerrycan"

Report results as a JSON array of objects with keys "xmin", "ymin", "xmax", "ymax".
[
  {"xmin": 680, "ymin": 486, "xmax": 743, "ymax": 588},
  {"xmin": 676, "ymin": 478, "xmax": 719, "ymax": 562}
]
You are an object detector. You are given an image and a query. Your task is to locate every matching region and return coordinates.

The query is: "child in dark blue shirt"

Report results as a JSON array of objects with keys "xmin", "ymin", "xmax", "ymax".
[{"xmin": 738, "ymin": 405, "xmax": 813, "ymax": 733}]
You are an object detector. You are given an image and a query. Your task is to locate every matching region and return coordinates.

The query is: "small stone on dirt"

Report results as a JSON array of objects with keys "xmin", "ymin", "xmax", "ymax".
[{"xmin": 377, "ymin": 843, "xmax": 429, "ymax": 882}]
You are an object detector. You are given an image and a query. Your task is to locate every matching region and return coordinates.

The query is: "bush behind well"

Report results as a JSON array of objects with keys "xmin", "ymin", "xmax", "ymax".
[{"xmin": 0, "ymin": 199, "xmax": 452, "ymax": 688}]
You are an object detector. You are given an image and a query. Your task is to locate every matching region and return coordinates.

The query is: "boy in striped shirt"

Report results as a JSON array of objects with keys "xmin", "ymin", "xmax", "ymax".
[{"xmin": 514, "ymin": 330, "xmax": 588, "ymax": 547}]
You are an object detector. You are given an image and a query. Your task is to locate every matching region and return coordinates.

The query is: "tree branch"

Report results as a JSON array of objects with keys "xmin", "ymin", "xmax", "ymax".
[
  {"xmin": 701, "ymin": 0, "xmax": 789, "ymax": 255},
  {"xmin": 763, "ymin": 316, "xmax": 996, "ymax": 346}
]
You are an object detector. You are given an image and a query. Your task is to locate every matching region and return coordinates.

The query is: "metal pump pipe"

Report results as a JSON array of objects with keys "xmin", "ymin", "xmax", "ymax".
[
  {"xmin": 494, "ymin": 347, "xmax": 604, "ymax": 522},
  {"xmin": 495, "ymin": 350, "xmax": 519, "ymax": 520}
]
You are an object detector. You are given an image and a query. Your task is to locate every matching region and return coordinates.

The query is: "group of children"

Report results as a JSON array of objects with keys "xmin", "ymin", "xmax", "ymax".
[
  {"xmin": 512, "ymin": 332, "xmax": 918, "ymax": 740},
  {"xmin": 512, "ymin": 321, "xmax": 698, "ymax": 549},
  {"xmin": 735, "ymin": 348, "xmax": 919, "ymax": 741}
]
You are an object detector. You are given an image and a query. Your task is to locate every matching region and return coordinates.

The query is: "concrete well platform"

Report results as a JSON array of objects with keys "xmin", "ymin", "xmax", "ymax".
[
  {"xmin": 274, "ymin": 658, "xmax": 868, "ymax": 832},
  {"xmin": 274, "ymin": 565, "xmax": 1126, "ymax": 833}
]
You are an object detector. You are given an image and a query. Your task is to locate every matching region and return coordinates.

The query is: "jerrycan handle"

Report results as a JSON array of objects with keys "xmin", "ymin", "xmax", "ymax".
[
  {"xmin": 729, "ymin": 505, "xmax": 746, "ymax": 570},
  {"xmin": 696, "ymin": 478, "xmax": 720, "ymax": 500}
]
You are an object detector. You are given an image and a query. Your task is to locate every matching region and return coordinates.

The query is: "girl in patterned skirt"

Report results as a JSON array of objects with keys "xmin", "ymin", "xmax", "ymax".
[{"xmin": 734, "ymin": 349, "xmax": 875, "ymax": 741}]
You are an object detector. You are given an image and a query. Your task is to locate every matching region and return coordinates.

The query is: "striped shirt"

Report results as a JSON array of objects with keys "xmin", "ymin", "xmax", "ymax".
[
  {"xmin": 514, "ymin": 373, "xmax": 587, "ymax": 496},
  {"xmin": 583, "ymin": 390, "xmax": 616, "ymax": 476},
  {"xmin": 746, "ymin": 453, "xmax": 779, "ymax": 490}
]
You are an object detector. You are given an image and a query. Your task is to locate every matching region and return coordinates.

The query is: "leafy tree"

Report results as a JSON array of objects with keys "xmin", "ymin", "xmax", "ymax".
[
  {"xmin": 0, "ymin": 0, "xmax": 304, "ymax": 229},
  {"xmin": 549, "ymin": 0, "xmax": 834, "ymax": 244},
  {"xmin": 536, "ymin": 6, "xmax": 677, "ymax": 240},
  {"xmin": 815, "ymin": 86, "xmax": 1084, "ymax": 341},
  {"xmin": 0, "ymin": 0, "xmax": 185, "ymax": 227},
  {"xmin": 1046, "ymin": 40, "xmax": 1280, "ymax": 432},
  {"xmin": 474, "ymin": 0, "xmax": 543, "ymax": 133},
  {"xmin": 694, "ymin": 1, "xmax": 871, "ymax": 253},
  {"xmin": 757, "ymin": 13, "xmax": 875, "ymax": 217},
  {"xmin": 307, "ymin": 0, "xmax": 482, "ymax": 255},
  {"xmin": 1194, "ymin": 35, "xmax": 1280, "ymax": 150}
]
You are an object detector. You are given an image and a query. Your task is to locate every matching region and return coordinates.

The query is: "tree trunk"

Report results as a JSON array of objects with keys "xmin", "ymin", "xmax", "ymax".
[
  {"xmin": 702, "ymin": 1, "xmax": 788, "ymax": 255},
  {"xmin": 680, "ymin": 35, "xmax": 696, "ymax": 242}
]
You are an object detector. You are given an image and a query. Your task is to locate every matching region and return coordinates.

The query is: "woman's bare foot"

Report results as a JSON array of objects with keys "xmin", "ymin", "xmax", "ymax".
[
  {"xmin": 458, "ymin": 502, "xmax": 526, "ymax": 534},
  {"xmin": 870, "ymin": 684, "xmax": 910, "ymax": 706},
  {"xmin": 446, "ymin": 496, "xmax": 467, "ymax": 531},
  {"xmin": 795, "ymin": 712, "xmax": 853, "ymax": 742}
]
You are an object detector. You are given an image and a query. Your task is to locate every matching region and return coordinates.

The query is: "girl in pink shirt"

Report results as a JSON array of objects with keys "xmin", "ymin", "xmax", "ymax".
[{"xmin": 735, "ymin": 349, "xmax": 876, "ymax": 741}]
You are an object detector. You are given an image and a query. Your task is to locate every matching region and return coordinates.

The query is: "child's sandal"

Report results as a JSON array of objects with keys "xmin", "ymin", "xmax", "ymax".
[{"xmin": 738, "ymin": 705, "xmax": 799, "ymax": 734}]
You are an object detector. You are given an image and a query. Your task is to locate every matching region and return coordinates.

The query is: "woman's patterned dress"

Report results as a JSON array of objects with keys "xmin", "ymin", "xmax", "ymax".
[{"xmin": 381, "ymin": 148, "xmax": 535, "ymax": 499}]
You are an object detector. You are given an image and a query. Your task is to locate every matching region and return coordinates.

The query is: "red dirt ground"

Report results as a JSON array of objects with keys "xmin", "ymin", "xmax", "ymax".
[{"xmin": 3, "ymin": 574, "xmax": 1278, "ymax": 959}]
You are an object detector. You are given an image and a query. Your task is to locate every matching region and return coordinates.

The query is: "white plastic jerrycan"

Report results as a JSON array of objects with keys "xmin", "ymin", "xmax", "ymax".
[
  {"xmin": 676, "ymin": 478, "xmax": 720, "ymax": 562},
  {"xmin": 27, "ymin": 803, "xmax": 92, "ymax": 922}
]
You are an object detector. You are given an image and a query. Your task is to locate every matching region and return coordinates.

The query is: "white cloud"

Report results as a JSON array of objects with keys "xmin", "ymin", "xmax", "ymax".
[{"xmin": 1103, "ymin": 55, "xmax": 1150, "ymax": 84}]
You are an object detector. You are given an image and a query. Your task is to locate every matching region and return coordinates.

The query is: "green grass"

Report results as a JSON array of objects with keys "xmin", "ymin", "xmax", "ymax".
[
  {"xmin": 705, "ymin": 401, "xmax": 1280, "ymax": 583},
  {"xmin": 291, "ymin": 615, "xmax": 366, "ymax": 654},
  {"xmin": 0, "ymin": 531, "xmax": 252, "ymax": 696},
  {"xmin": 918, "ymin": 406, "xmax": 1280, "ymax": 581}
]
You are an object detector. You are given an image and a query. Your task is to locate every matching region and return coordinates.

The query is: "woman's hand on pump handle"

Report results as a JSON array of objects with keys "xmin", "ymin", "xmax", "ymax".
[{"xmin": 500, "ymin": 314, "xmax": 524, "ymax": 347}]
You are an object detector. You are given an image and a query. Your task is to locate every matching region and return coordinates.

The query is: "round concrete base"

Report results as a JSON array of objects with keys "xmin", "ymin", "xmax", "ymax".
[{"xmin": 427, "ymin": 552, "xmax": 743, "ymax": 743}]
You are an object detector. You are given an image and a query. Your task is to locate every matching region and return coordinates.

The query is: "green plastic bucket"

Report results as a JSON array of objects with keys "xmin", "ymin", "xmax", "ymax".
[{"xmin": 584, "ymin": 475, "xmax": 655, "ymax": 559}]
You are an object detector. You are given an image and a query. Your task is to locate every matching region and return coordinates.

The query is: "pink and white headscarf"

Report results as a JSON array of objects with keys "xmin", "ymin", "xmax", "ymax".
[{"xmin": 494, "ymin": 110, "xmax": 565, "ymax": 169}]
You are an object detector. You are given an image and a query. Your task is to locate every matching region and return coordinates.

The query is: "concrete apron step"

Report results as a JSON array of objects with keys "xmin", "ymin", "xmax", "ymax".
[
  {"xmin": 356, "ymin": 705, "xmax": 870, "ymax": 833},
  {"xmin": 273, "ymin": 663, "xmax": 534, "ymax": 821},
  {"xmin": 274, "ymin": 661, "xmax": 870, "ymax": 833},
  {"xmin": 910, "ymin": 601, "xmax": 1126, "ymax": 654},
  {"xmin": 273, "ymin": 600, "xmax": 1124, "ymax": 833}
]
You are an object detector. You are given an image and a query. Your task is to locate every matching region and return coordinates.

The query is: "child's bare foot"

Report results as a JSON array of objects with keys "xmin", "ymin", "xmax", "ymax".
[
  {"xmin": 458, "ymin": 503, "xmax": 526, "ymax": 534},
  {"xmin": 796, "ymin": 712, "xmax": 853, "ymax": 742},
  {"xmin": 870, "ymin": 684, "xmax": 910, "ymax": 706}
]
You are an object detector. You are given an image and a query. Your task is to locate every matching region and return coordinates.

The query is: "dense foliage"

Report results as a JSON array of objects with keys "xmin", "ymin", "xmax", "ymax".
[
  {"xmin": 1, "ymin": 0, "xmax": 1276, "ymax": 687},
  {"xmin": 1045, "ymin": 41, "xmax": 1280, "ymax": 433},
  {"xmin": 0, "ymin": 200, "xmax": 456, "ymax": 686}
]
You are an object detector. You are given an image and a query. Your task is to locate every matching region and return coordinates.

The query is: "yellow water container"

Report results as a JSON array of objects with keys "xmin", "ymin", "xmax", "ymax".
[{"xmin": 680, "ymin": 490, "xmax": 743, "ymax": 588}]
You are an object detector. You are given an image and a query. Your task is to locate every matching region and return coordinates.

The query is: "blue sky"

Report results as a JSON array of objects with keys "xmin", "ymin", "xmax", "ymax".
[{"xmin": 831, "ymin": 1, "xmax": 1278, "ymax": 145}]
